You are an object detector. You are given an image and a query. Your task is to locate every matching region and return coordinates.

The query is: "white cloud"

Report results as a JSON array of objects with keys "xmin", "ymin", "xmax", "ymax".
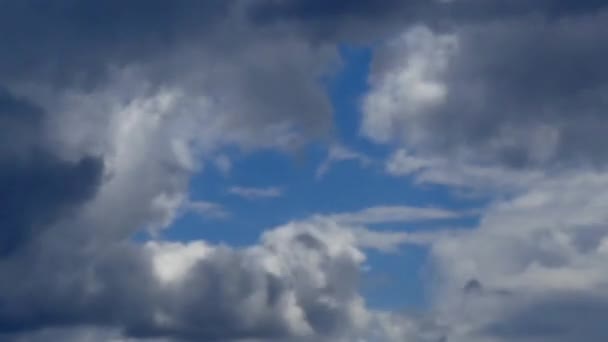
[
  {"xmin": 145, "ymin": 240, "xmax": 212, "ymax": 284},
  {"xmin": 324, "ymin": 205, "xmax": 465, "ymax": 225},
  {"xmin": 229, "ymin": 186, "xmax": 284, "ymax": 199},
  {"xmin": 361, "ymin": 26, "xmax": 457, "ymax": 144},
  {"xmin": 386, "ymin": 148, "xmax": 545, "ymax": 192},
  {"xmin": 315, "ymin": 144, "xmax": 372, "ymax": 179},
  {"xmin": 213, "ymin": 154, "xmax": 232, "ymax": 176},
  {"xmin": 353, "ymin": 227, "xmax": 458, "ymax": 253},
  {"xmin": 185, "ymin": 200, "xmax": 230, "ymax": 220},
  {"xmin": 403, "ymin": 170, "xmax": 608, "ymax": 341}
]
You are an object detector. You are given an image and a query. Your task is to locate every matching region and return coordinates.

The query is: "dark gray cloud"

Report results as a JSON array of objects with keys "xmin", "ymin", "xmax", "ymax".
[
  {"xmin": 249, "ymin": 0, "xmax": 608, "ymax": 43},
  {"xmin": 251, "ymin": 0, "xmax": 417, "ymax": 20},
  {"xmin": 434, "ymin": 10, "xmax": 608, "ymax": 168},
  {"xmin": 483, "ymin": 293, "xmax": 608, "ymax": 342},
  {"xmin": 0, "ymin": 0, "xmax": 228, "ymax": 88},
  {"xmin": 248, "ymin": 0, "xmax": 432, "ymax": 42},
  {"xmin": 0, "ymin": 245, "xmax": 153, "ymax": 333},
  {"xmin": 0, "ymin": 1, "xmax": 335, "ymax": 148},
  {"xmin": 0, "ymin": 0, "xmax": 341, "ymax": 258},
  {"xmin": 0, "ymin": 154, "xmax": 102, "ymax": 256},
  {"xmin": 2, "ymin": 0, "xmax": 605, "ymax": 84},
  {"xmin": 0, "ymin": 88, "xmax": 103, "ymax": 256},
  {"xmin": 364, "ymin": 4, "xmax": 608, "ymax": 170},
  {"xmin": 437, "ymin": 0, "xmax": 608, "ymax": 23}
]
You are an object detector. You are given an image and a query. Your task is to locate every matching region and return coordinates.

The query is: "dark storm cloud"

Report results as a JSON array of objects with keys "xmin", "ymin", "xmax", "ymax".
[
  {"xmin": 0, "ymin": 154, "xmax": 102, "ymax": 256},
  {"xmin": 365, "ymin": 3, "xmax": 608, "ymax": 169},
  {"xmin": 1, "ymin": 0, "xmax": 605, "ymax": 82},
  {"xmin": 0, "ymin": 246, "xmax": 154, "ymax": 333},
  {"xmin": 251, "ymin": 0, "xmax": 418, "ymax": 19},
  {"xmin": 248, "ymin": 0, "xmax": 432, "ymax": 42},
  {"xmin": 0, "ymin": 88, "xmax": 103, "ymax": 256},
  {"xmin": 249, "ymin": 0, "xmax": 608, "ymax": 42},
  {"xmin": 0, "ymin": 0, "xmax": 341, "ymax": 146},
  {"xmin": 438, "ymin": 0, "xmax": 608, "ymax": 23},
  {"xmin": 251, "ymin": 0, "xmax": 608, "ymax": 170},
  {"xmin": 431, "ymin": 9, "xmax": 608, "ymax": 168},
  {"xmin": 0, "ymin": 0, "xmax": 228, "ymax": 88}
]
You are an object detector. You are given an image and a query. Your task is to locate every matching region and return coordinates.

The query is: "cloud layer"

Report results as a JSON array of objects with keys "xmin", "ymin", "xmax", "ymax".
[{"xmin": 1, "ymin": 1, "xmax": 608, "ymax": 341}]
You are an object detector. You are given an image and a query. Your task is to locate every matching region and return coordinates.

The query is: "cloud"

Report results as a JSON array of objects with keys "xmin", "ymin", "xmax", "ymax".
[
  {"xmin": 0, "ymin": 326, "xmax": 146, "ymax": 342},
  {"xmin": 0, "ymin": 216, "xmax": 416, "ymax": 341},
  {"xmin": 248, "ymin": 0, "xmax": 433, "ymax": 42},
  {"xmin": 404, "ymin": 171, "xmax": 608, "ymax": 342},
  {"xmin": 0, "ymin": 87, "xmax": 104, "ymax": 256},
  {"xmin": 363, "ymin": 7, "xmax": 608, "ymax": 171},
  {"xmin": 358, "ymin": 9, "xmax": 608, "ymax": 334},
  {"xmin": 185, "ymin": 201, "xmax": 230, "ymax": 220},
  {"xmin": 2, "ymin": 1, "xmax": 608, "ymax": 341},
  {"xmin": 0, "ymin": 0, "xmax": 341, "ymax": 296},
  {"xmin": 362, "ymin": 26, "xmax": 457, "ymax": 145},
  {"xmin": 0, "ymin": 2, "xmax": 345, "ymax": 340},
  {"xmin": 385, "ymin": 148, "xmax": 545, "ymax": 192},
  {"xmin": 353, "ymin": 227, "xmax": 457, "ymax": 253},
  {"xmin": 229, "ymin": 186, "xmax": 284, "ymax": 199},
  {"xmin": 0, "ymin": 154, "xmax": 103, "ymax": 256},
  {"xmin": 324, "ymin": 205, "xmax": 465, "ymax": 225},
  {"xmin": 481, "ymin": 293, "xmax": 608, "ymax": 342},
  {"xmin": 213, "ymin": 154, "xmax": 232, "ymax": 176},
  {"xmin": 315, "ymin": 145, "xmax": 372, "ymax": 179}
]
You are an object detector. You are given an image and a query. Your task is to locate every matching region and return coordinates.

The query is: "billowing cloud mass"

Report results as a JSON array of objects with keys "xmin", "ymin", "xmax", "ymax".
[
  {"xmin": 0, "ymin": 218, "xmax": 386, "ymax": 341},
  {"xmin": 363, "ymin": 3, "xmax": 608, "ymax": 171},
  {"xmin": 1, "ymin": 0, "xmax": 608, "ymax": 341}
]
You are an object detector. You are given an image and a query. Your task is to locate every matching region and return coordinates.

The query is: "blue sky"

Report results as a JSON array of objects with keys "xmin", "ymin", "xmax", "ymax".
[{"xmin": 161, "ymin": 45, "xmax": 482, "ymax": 311}]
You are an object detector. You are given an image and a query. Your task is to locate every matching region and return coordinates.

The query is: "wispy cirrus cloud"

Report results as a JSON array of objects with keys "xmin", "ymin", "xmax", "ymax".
[
  {"xmin": 315, "ymin": 144, "xmax": 372, "ymax": 179},
  {"xmin": 323, "ymin": 205, "xmax": 467, "ymax": 225},
  {"xmin": 228, "ymin": 186, "xmax": 284, "ymax": 199},
  {"xmin": 186, "ymin": 200, "xmax": 230, "ymax": 220}
]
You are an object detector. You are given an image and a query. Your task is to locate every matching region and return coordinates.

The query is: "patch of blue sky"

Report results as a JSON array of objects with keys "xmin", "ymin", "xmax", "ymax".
[{"xmin": 158, "ymin": 44, "xmax": 484, "ymax": 311}]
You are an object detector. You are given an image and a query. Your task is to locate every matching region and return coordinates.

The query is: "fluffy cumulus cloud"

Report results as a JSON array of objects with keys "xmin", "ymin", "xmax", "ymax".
[
  {"xmin": 229, "ymin": 186, "xmax": 284, "ymax": 200},
  {"xmin": 418, "ymin": 171, "xmax": 608, "ymax": 342},
  {"xmin": 0, "ymin": 214, "xmax": 431, "ymax": 342},
  {"xmin": 2, "ymin": 0, "xmax": 608, "ymax": 341}
]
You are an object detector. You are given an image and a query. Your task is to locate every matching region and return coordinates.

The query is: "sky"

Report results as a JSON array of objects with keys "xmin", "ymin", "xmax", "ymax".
[{"xmin": 1, "ymin": 1, "xmax": 608, "ymax": 341}]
